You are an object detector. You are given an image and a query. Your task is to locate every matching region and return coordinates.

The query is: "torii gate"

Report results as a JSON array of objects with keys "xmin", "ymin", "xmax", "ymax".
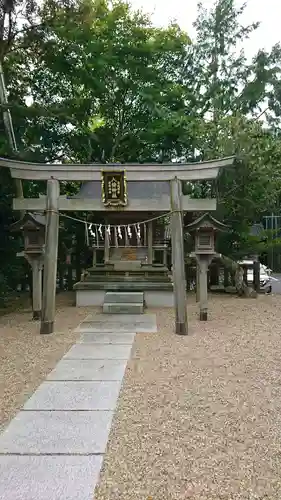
[{"xmin": 0, "ymin": 156, "xmax": 235, "ymax": 335}]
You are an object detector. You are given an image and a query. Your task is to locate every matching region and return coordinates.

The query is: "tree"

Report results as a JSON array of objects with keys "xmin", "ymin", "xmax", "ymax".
[
  {"xmin": 181, "ymin": 1, "xmax": 281, "ymax": 263},
  {"xmin": 188, "ymin": 0, "xmax": 281, "ymax": 124},
  {"xmin": 3, "ymin": 0, "xmax": 191, "ymax": 164}
]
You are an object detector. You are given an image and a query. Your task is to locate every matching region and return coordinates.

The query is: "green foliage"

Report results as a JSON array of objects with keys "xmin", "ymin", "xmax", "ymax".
[{"xmin": 6, "ymin": 0, "xmax": 190, "ymax": 163}]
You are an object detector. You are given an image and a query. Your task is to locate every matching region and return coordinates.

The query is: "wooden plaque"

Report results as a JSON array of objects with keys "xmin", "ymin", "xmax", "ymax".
[{"xmin": 101, "ymin": 170, "xmax": 127, "ymax": 207}]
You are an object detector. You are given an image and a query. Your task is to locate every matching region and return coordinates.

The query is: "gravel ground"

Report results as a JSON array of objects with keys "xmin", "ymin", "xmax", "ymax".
[
  {"xmin": 95, "ymin": 294, "xmax": 281, "ymax": 500},
  {"xmin": 0, "ymin": 293, "xmax": 94, "ymax": 431}
]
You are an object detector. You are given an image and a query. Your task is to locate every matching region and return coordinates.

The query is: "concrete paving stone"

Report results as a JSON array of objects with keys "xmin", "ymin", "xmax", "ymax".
[
  {"xmin": 104, "ymin": 292, "xmax": 144, "ymax": 303},
  {"xmin": 47, "ymin": 359, "xmax": 128, "ymax": 381},
  {"xmin": 82, "ymin": 330, "xmax": 136, "ymax": 335},
  {"xmin": 103, "ymin": 302, "xmax": 144, "ymax": 314},
  {"xmin": 79, "ymin": 332, "xmax": 135, "ymax": 344},
  {"xmin": 23, "ymin": 381, "xmax": 122, "ymax": 411},
  {"xmin": 0, "ymin": 410, "xmax": 113, "ymax": 454},
  {"xmin": 64, "ymin": 344, "xmax": 132, "ymax": 360},
  {"xmin": 75, "ymin": 313, "xmax": 157, "ymax": 333},
  {"xmin": 0, "ymin": 455, "xmax": 103, "ymax": 500}
]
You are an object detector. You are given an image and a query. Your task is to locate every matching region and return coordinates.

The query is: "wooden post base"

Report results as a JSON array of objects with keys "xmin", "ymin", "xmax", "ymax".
[
  {"xmin": 33, "ymin": 310, "xmax": 41, "ymax": 320},
  {"xmin": 200, "ymin": 311, "xmax": 208, "ymax": 321},
  {"xmin": 40, "ymin": 321, "xmax": 54, "ymax": 335},
  {"xmin": 175, "ymin": 321, "xmax": 188, "ymax": 335}
]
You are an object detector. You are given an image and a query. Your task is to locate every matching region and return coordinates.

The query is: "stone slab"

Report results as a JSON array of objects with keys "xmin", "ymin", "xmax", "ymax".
[
  {"xmin": 104, "ymin": 292, "xmax": 144, "ymax": 304},
  {"xmin": 23, "ymin": 381, "xmax": 121, "ymax": 411},
  {"xmin": 0, "ymin": 410, "xmax": 113, "ymax": 454},
  {"xmin": 79, "ymin": 332, "xmax": 135, "ymax": 344},
  {"xmin": 76, "ymin": 313, "xmax": 157, "ymax": 333},
  {"xmin": 47, "ymin": 359, "xmax": 128, "ymax": 381},
  {"xmin": 0, "ymin": 455, "xmax": 102, "ymax": 500},
  {"xmin": 64, "ymin": 344, "xmax": 132, "ymax": 360},
  {"xmin": 113, "ymin": 260, "xmax": 142, "ymax": 270},
  {"xmin": 82, "ymin": 330, "xmax": 136, "ymax": 335},
  {"xmin": 76, "ymin": 289, "xmax": 105, "ymax": 307},
  {"xmin": 103, "ymin": 302, "xmax": 144, "ymax": 314},
  {"xmin": 144, "ymin": 290, "xmax": 174, "ymax": 307}
]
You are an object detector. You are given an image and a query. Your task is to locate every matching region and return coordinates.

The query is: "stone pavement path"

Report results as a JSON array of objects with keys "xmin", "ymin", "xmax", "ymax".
[{"xmin": 0, "ymin": 314, "xmax": 157, "ymax": 500}]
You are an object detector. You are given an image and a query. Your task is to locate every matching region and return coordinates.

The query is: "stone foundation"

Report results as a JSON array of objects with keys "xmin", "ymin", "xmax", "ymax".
[
  {"xmin": 76, "ymin": 290, "xmax": 105, "ymax": 307},
  {"xmin": 76, "ymin": 289, "xmax": 174, "ymax": 308},
  {"xmin": 74, "ymin": 262, "xmax": 173, "ymax": 309}
]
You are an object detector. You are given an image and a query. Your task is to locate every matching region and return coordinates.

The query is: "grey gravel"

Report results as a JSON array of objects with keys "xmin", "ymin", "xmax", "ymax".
[
  {"xmin": 0, "ymin": 294, "xmax": 94, "ymax": 431},
  {"xmin": 95, "ymin": 295, "xmax": 281, "ymax": 500}
]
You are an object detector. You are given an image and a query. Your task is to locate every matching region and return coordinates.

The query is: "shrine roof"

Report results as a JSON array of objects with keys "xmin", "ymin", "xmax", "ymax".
[
  {"xmin": 10, "ymin": 212, "xmax": 46, "ymax": 231},
  {"xmin": 186, "ymin": 212, "xmax": 227, "ymax": 231}
]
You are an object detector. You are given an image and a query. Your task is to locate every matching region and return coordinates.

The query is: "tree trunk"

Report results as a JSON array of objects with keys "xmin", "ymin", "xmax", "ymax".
[
  {"xmin": 67, "ymin": 265, "xmax": 73, "ymax": 290},
  {"xmin": 224, "ymin": 268, "xmax": 229, "ymax": 288},
  {"xmin": 209, "ymin": 264, "xmax": 219, "ymax": 288},
  {"xmin": 28, "ymin": 269, "xmax": 33, "ymax": 306},
  {"xmin": 58, "ymin": 264, "xmax": 64, "ymax": 292},
  {"xmin": 75, "ymin": 251, "xmax": 82, "ymax": 282}
]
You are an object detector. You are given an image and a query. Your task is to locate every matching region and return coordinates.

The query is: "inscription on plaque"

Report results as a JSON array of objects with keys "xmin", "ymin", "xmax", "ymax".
[{"xmin": 101, "ymin": 170, "xmax": 127, "ymax": 207}]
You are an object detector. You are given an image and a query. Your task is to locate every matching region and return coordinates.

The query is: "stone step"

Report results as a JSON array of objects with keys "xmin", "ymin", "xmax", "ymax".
[
  {"xmin": 113, "ymin": 261, "xmax": 142, "ymax": 271},
  {"xmin": 74, "ymin": 282, "xmax": 173, "ymax": 291},
  {"xmin": 103, "ymin": 302, "xmax": 144, "ymax": 314},
  {"xmin": 84, "ymin": 275, "xmax": 170, "ymax": 281},
  {"xmin": 104, "ymin": 292, "xmax": 144, "ymax": 304}
]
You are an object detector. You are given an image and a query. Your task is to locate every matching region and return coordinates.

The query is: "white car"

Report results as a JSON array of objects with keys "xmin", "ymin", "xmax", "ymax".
[{"xmin": 238, "ymin": 260, "xmax": 272, "ymax": 293}]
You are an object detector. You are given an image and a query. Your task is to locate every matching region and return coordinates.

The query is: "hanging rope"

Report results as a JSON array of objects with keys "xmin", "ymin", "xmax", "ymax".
[
  {"xmin": 32, "ymin": 209, "xmax": 175, "ymax": 246},
  {"xmin": 58, "ymin": 210, "xmax": 173, "ymax": 228},
  {"xmin": 33, "ymin": 209, "xmax": 174, "ymax": 228}
]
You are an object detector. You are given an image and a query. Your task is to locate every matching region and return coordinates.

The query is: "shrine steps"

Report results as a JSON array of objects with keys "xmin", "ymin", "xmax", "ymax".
[
  {"xmin": 103, "ymin": 292, "xmax": 144, "ymax": 314},
  {"xmin": 74, "ymin": 263, "xmax": 174, "ymax": 308}
]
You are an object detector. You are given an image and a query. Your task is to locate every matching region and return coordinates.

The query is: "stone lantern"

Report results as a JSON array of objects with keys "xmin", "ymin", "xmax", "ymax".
[
  {"xmin": 10, "ymin": 212, "xmax": 46, "ymax": 319},
  {"xmin": 186, "ymin": 213, "xmax": 227, "ymax": 321}
]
